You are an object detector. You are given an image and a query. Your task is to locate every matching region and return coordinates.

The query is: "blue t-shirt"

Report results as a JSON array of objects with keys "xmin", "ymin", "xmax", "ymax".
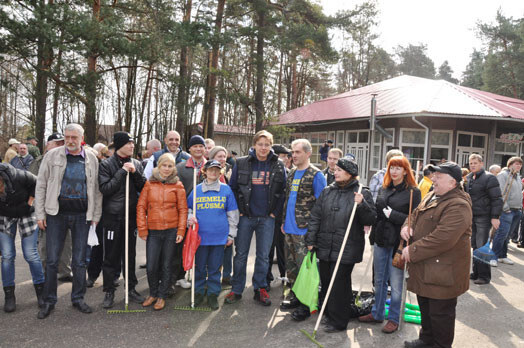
[
  {"xmin": 187, "ymin": 183, "xmax": 238, "ymax": 246},
  {"xmin": 283, "ymin": 170, "xmax": 327, "ymax": 235}
]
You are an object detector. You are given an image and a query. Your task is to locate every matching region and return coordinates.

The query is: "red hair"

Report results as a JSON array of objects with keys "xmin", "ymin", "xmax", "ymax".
[{"xmin": 382, "ymin": 156, "xmax": 417, "ymax": 188}]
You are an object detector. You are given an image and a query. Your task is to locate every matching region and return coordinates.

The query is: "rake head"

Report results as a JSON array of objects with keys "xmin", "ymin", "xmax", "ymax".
[
  {"xmin": 173, "ymin": 305, "xmax": 212, "ymax": 312},
  {"xmin": 300, "ymin": 329, "xmax": 323, "ymax": 348},
  {"xmin": 107, "ymin": 304, "xmax": 146, "ymax": 314}
]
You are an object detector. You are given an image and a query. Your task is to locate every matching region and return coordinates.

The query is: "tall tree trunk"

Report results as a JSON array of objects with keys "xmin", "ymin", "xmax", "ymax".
[
  {"xmin": 254, "ymin": 7, "xmax": 265, "ymax": 132},
  {"xmin": 84, "ymin": 0, "xmax": 101, "ymax": 145},
  {"xmin": 217, "ymin": 51, "xmax": 227, "ymax": 124},
  {"xmin": 277, "ymin": 50, "xmax": 283, "ymax": 116},
  {"xmin": 243, "ymin": 38, "xmax": 254, "ymax": 125},
  {"xmin": 124, "ymin": 57, "xmax": 137, "ymax": 132},
  {"xmin": 51, "ymin": 47, "xmax": 62, "ymax": 132},
  {"xmin": 175, "ymin": 0, "xmax": 193, "ymax": 145},
  {"xmin": 202, "ymin": 0, "xmax": 226, "ymax": 138}
]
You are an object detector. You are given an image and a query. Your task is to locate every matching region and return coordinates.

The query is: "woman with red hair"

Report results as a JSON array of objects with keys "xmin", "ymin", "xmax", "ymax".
[{"xmin": 359, "ymin": 155, "xmax": 421, "ymax": 333}]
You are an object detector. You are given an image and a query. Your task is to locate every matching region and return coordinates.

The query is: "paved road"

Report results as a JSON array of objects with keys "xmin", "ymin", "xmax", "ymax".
[{"xmin": 1, "ymin": 237, "xmax": 524, "ymax": 348}]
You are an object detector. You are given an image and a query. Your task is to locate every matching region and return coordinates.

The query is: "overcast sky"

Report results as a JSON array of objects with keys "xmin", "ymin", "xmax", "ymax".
[{"xmin": 320, "ymin": 0, "xmax": 524, "ymax": 79}]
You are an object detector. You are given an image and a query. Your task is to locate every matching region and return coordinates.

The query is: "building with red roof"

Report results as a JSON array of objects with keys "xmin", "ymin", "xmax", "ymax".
[{"xmin": 276, "ymin": 75, "xmax": 524, "ymax": 183}]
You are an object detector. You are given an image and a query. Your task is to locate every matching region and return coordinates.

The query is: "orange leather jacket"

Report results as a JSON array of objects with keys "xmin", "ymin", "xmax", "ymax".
[{"xmin": 136, "ymin": 170, "xmax": 188, "ymax": 238}]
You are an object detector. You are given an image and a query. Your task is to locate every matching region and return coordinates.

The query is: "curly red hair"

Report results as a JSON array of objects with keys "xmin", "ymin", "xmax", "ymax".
[{"xmin": 382, "ymin": 155, "xmax": 417, "ymax": 188}]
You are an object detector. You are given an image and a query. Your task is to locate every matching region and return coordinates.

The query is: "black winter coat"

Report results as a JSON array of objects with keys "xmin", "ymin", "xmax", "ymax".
[
  {"xmin": 465, "ymin": 168, "xmax": 503, "ymax": 218},
  {"xmin": 0, "ymin": 163, "xmax": 36, "ymax": 218},
  {"xmin": 98, "ymin": 154, "xmax": 146, "ymax": 218},
  {"xmin": 305, "ymin": 180, "xmax": 377, "ymax": 264},
  {"xmin": 370, "ymin": 182, "xmax": 421, "ymax": 249}
]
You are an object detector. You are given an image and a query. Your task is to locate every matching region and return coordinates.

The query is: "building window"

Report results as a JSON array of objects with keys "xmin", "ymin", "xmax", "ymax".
[
  {"xmin": 304, "ymin": 132, "xmax": 327, "ymax": 165},
  {"xmin": 455, "ymin": 131, "xmax": 487, "ymax": 167},
  {"xmin": 430, "ymin": 130, "xmax": 452, "ymax": 165},
  {"xmin": 494, "ymin": 140, "xmax": 519, "ymax": 167},
  {"xmin": 400, "ymin": 129, "xmax": 425, "ymax": 168},
  {"xmin": 371, "ymin": 128, "xmax": 395, "ymax": 170},
  {"xmin": 336, "ymin": 130, "xmax": 345, "ymax": 151}
]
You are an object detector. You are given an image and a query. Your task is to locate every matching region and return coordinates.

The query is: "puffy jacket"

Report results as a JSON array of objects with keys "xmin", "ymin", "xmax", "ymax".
[
  {"xmin": 465, "ymin": 168, "xmax": 502, "ymax": 218},
  {"xmin": 305, "ymin": 180, "xmax": 377, "ymax": 264},
  {"xmin": 98, "ymin": 154, "xmax": 146, "ymax": 218},
  {"xmin": 136, "ymin": 168, "xmax": 188, "ymax": 238},
  {"xmin": 0, "ymin": 163, "xmax": 36, "ymax": 218},
  {"xmin": 371, "ymin": 182, "xmax": 421, "ymax": 249}
]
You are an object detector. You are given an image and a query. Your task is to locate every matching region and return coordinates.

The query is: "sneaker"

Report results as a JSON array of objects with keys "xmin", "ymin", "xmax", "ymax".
[
  {"xmin": 517, "ymin": 243, "xmax": 524, "ymax": 248},
  {"xmin": 254, "ymin": 288, "xmax": 271, "ymax": 306},
  {"xmin": 498, "ymin": 258, "xmax": 514, "ymax": 265},
  {"xmin": 176, "ymin": 278, "xmax": 191, "ymax": 289},
  {"xmin": 490, "ymin": 259, "xmax": 498, "ymax": 267},
  {"xmin": 224, "ymin": 291, "xmax": 242, "ymax": 304},
  {"xmin": 474, "ymin": 278, "xmax": 490, "ymax": 285},
  {"xmin": 207, "ymin": 294, "xmax": 219, "ymax": 311}
]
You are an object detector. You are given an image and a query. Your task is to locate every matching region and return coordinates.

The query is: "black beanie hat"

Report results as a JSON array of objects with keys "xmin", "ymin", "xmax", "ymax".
[
  {"xmin": 113, "ymin": 131, "xmax": 133, "ymax": 151},
  {"xmin": 337, "ymin": 158, "xmax": 358, "ymax": 176},
  {"xmin": 187, "ymin": 135, "xmax": 205, "ymax": 150}
]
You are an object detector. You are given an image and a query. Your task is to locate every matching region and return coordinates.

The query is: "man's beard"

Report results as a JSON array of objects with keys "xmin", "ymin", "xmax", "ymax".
[{"xmin": 66, "ymin": 144, "xmax": 79, "ymax": 152}]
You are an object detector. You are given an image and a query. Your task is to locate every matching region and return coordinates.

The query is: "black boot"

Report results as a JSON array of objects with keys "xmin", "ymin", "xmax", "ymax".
[
  {"xmin": 3, "ymin": 286, "xmax": 16, "ymax": 313},
  {"xmin": 34, "ymin": 283, "xmax": 45, "ymax": 308}
]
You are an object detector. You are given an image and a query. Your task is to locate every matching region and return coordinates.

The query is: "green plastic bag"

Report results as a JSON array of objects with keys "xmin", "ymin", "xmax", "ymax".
[{"xmin": 292, "ymin": 251, "xmax": 320, "ymax": 312}]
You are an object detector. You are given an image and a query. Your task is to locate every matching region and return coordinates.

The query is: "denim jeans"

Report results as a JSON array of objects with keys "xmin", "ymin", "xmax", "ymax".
[
  {"xmin": 471, "ymin": 216, "xmax": 491, "ymax": 281},
  {"xmin": 371, "ymin": 245, "xmax": 404, "ymax": 324},
  {"xmin": 146, "ymin": 229, "xmax": 177, "ymax": 299},
  {"xmin": 0, "ymin": 223, "xmax": 44, "ymax": 287},
  {"xmin": 231, "ymin": 216, "xmax": 275, "ymax": 294},
  {"xmin": 222, "ymin": 245, "xmax": 233, "ymax": 279},
  {"xmin": 195, "ymin": 245, "xmax": 225, "ymax": 296},
  {"xmin": 44, "ymin": 213, "xmax": 89, "ymax": 305},
  {"xmin": 492, "ymin": 210, "xmax": 522, "ymax": 259}
]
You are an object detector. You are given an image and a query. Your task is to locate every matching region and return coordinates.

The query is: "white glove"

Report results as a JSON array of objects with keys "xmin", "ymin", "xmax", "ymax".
[{"xmin": 383, "ymin": 206, "xmax": 392, "ymax": 218}]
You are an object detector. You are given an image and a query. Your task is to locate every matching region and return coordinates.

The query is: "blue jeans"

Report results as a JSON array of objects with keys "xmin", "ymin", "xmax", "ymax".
[
  {"xmin": 44, "ymin": 213, "xmax": 89, "ymax": 305},
  {"xmin": 493, "ymin": 210, "xmax": 522, "ymax": 259},
  {"xmin": 146, "ymin": 229, "xmax": 177, "ymax": 298},
  {"xmin": 231, "ymin": 216, "xmax": 275, "ymax": 294},
  {"xmin": 195, "ymin": 245, "xmax": 225, "ymax": 296},
  {"xmin": 0, "ymin": 223, "xmax": 44, "ymax": 287},
  {"xmin": 222, "ymin": 244, "xmax": 233, "ymax": 279},
  {"xmin": 371, "ymin": 245, "xmax": 404, "ymax": 324}
]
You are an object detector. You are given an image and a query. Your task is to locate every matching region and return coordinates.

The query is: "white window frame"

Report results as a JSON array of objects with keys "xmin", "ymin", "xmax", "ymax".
[
  {"xmin": 430, "ymin": 129, "xmax": 453, "ymax": 165},
  {"xmin": 455, "ymin": 131, "xmax": 487, "ymax": 167},
  {"xmin": 371, "ymin": 128, "xmax": 395, "ymax": 170},
  {"xmin": 400, "ymin": 128, "xmax": 425, "ymax": 168}
]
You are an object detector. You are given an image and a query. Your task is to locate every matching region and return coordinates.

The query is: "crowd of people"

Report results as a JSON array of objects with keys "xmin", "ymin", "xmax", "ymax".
[{"xmin": 1, "ymin": 124, "xmax": 523, "ymax": 348}]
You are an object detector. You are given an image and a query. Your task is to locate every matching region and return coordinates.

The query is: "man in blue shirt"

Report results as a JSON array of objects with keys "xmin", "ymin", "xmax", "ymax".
[{"xmin": 280, "ymin": 139, "xmax": 326, "ymax": 320}]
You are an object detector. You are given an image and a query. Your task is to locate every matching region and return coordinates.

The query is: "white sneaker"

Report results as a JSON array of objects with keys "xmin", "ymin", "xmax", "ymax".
[
  {"xmin": 490, "ymin": 259, "xmax": 498, "ymax": 267},
  {"xmin": 498, "ymin": 258, "xmax": 514, "ymax": 265},
  {"xmin": 176, "ymin": 278, "xmax": 192, "ymax": 289}
]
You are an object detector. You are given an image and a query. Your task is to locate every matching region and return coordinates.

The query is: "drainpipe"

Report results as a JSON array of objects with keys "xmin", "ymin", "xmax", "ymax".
[{"xmin": 412, "ymin": 116, "xmax": 429, "ymax": 166}]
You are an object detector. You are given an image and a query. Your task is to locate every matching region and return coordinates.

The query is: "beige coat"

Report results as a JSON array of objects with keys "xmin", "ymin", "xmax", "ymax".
[
  {"xmin": 34, "ymin": 146, "xmax": 102, "ymax": 222},
  {"xmin": 404, "ymin": 187, "xmax": 472, "ymax": 300}
]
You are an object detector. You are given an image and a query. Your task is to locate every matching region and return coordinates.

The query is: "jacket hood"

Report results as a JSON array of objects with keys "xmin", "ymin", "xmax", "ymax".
[
  {"xmin": 248, "ymin": 147, "xmax": 276, "ymax": 162},
  {"xmin": 0, "ymin": 163, "xmax": 16, "ymax": 194},
  {"xmin": 150, "ymin": 167, "xmax": 179, "ymax": 184}
]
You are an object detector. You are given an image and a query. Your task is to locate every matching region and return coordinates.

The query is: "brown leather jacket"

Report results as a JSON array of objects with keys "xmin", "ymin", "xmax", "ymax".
[
  {"xmin": 136, "ymin": 168, "xmax": 188, "ymax": 238},
  {"xmin": 404, "ymin": 186, "xmax": 472, "ymax": 300}
]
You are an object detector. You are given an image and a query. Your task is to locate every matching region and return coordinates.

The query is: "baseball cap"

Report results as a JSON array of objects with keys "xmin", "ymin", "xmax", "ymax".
[
  {"xmin": 8, "ymin": 138, "xmax": 20, "ymax": 145},
  {"xmin": 204, "ymin": 160, "xmax": 222, "ymax": 170},
  {"xmin": 47, "ymin": 133, "xmax": 64, "ymax": 142},
  {"xmin": 428, "ymin": 162, "xmax": 462, "ymax": 183}
]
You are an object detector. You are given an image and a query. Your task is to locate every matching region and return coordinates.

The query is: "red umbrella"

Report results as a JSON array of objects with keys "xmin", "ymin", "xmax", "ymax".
[{"xmin": 183, "ymin": 222, "xmax": 200, "ymax": 271}]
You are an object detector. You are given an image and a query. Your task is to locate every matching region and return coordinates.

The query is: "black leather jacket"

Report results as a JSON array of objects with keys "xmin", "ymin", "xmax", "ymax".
[
  {"xmin": 305, "ymin": 180, "xmax": 377, "ymax": 264},
  {"xmin": 98, "ymin": 154, "xmax": 145, "ymax": 217},
  {"xmin": 0, "ymin": 163, "xmax": 36, "ymax": 218}
]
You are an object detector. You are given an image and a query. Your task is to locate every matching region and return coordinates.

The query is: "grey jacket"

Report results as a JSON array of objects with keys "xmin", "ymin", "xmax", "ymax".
[
  {"xmin": 34, "ymin": 146, "xmax": 103, "ymax": 222},
  {"xmin": 497, "ymin": 168, "xmax": 522, "ymax": 211}
]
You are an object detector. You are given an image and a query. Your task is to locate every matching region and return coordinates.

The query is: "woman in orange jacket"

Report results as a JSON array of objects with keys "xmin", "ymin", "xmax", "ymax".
[{"xmin": 136, "ymin": 153, "xmax": 187, "ymax": 310}]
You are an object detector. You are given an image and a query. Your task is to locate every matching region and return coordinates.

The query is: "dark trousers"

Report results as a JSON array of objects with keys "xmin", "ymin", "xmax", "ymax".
[
  {"xmin": 146, "ymin": 229, "xmax": 177, "ymax": 299},
  {"xmin": 44, "ymin": 213, "xmax": 89, "ymax": 305},
  {"xmin": 102, "ymin": 215, "xmax": 138, "ymax": 292},
  {"xmin": 267, "ymin": 218, "xmax": 286, "ymax": 283},
  {"xmin": 87, "ymin": 222, "xmax": 104, "ymax": 280},
  {"xmin": 170, "ymin": 240, "xmax": 186, "ymax": 285},
  {"xmin": 471, "ymin": 216, "xmax": 491, "ymax": 282},
  {"xmin": 417, "ymin": 295, "xmax": 457, "ymax": 348},
  {"xmin": 318, "ymin": 260, "xmax": 354, "ymax": 330}
]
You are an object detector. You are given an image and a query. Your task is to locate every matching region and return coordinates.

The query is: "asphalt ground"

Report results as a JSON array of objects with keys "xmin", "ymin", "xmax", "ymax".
[{"xmin": 1, "ymin": 236, "xmax": 524, "ymax": 348}]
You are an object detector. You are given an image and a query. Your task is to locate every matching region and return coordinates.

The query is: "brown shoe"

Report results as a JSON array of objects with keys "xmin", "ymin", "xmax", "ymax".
[
  {"xmin": 142, "ymin": 296, "xmax": 157, "ymax": 307},
  {"xmin": 153, "ymin": 298, "xmax": 165, "ymax": 311},
  {"xmin": 358, "ymin": 313, "xmax": 383, "ymax": 323},
  {"xmin": 382, "ymin": 320, "xmax": 398, "ymax": 333}
]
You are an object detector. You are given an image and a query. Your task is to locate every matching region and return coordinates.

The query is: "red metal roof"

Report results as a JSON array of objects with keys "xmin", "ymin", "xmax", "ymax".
[{"xmin": 277, "ymin": 75, "xmax": 524, "ymax": 125}]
